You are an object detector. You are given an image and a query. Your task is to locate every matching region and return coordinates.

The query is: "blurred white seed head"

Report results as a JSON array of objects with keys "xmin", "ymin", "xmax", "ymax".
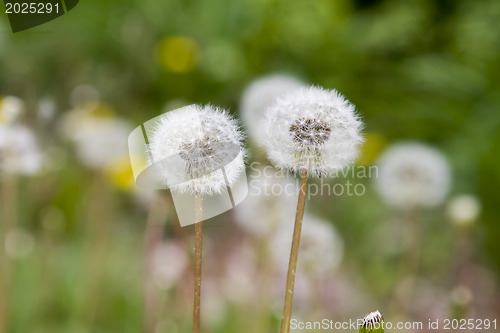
[
  {"xmin": 261, "ymin": 86, "xmax": 364, "ymax": 177},
  {"xmin": 451, "ymin": 285, "xmax": 473, "ymax": 306},
  {"xmin": 0, "ymin": 96, "xmax": 25, "ymax": 124},
  {"xmin": 234, "ymin": 167, "xmax": 298, "ymax": 236},
  {"xmin": 271, "ymin": 214, "xmax": 344, "ymax": 275},
  {"xmin": 61, "ymin": 106, "xmax": 131, "ymax": 169},
  {"xmin": 37, "ymin": 97, "xmax": 57, "ymax": 123},
  {"xmin": 148, "ymin": 104, "xmax": 246, "ymax": 195},
  {"xmin": 240, "ymin": 74, "xmax": 305, "ymax": 142},
  {"xmin": 447, "ymin": 194, "xmax": 480, "ymax": 226},
  {"xmin": 374, "ymin": 142, "xmax": 451, "ymax": 209},
  {"xmin": 0, "ymin": 124, "xmax": 42, "ymax": 175}
]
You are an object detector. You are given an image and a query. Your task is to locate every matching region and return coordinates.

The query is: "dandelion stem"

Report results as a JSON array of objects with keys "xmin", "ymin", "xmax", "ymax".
[
  {"xmin": 193, "ymin": 192, "xmax": 203, "ymax": 333},
  {"xmin": 281, "ymin": 170, "xmax": 308, "ymax": 333}
]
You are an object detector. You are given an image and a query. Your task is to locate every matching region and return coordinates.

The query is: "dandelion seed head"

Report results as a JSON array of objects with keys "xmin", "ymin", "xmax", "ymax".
[
  {"xmin": 61, "ymin": 106, "xmax": 131, "ymax": 169},
  {"xmin": 447, "ymin": 194, "xmax": 480, "ymax": 226},
  {"xmin": 261, "ymin": 86, "xmax": 364, "ymax": 177},
  {"xmin": 374, "ymin": 142, "xmax": 451, "ymax": 209},
  {"xmin": 148, "ymin": 104, "xmax": 246, "ymax": 195},
  {"xmin": 0, "ymin": 124, "xmax": 42, "ymax": 175}
]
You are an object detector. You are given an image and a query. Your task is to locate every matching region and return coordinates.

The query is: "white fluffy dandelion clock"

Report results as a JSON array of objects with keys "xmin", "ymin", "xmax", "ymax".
[
  {"xmin": 374, "ymin": 142, "xmax": 451, "ymax": 209},
  {"xmin": 148, "ymin": 104, "xmax": 246, "ymax": 196},
  {"xmin": 262, "ymin": 86, "xmax": 364, "ymax": 177},
  {"xmin": 128, "ymin": 104, "xmax": 249, "ymax": 226},
  {"xmin": 261, "ymin": 85, "xmax": 363, "ymax": 333}
]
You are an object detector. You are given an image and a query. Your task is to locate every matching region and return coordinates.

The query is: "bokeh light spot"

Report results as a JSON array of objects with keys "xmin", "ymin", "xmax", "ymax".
[{"xmin": 156, "ymin": 36, "xmax": 199, "ymax": 73}]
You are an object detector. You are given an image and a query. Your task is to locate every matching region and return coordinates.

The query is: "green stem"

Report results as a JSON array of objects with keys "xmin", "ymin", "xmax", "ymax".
[{"xmin": 281, "ymin": 170, "xmax": 308, "ymax": 333}]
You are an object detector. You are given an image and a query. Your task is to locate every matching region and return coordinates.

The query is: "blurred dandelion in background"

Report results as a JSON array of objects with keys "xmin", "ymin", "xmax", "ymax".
[
  {"xmin": 60, "ymin": 102, "xmax": 132, "ymax": 170},
  {"xmin": 1, "ymin": 0, "xmax": 500, "ymax": 331},
  {"xmin": 0, "ymin": 124, "xmax": 42, "ymax": 175},
  {"xmin": 374, "ymin": 142, "xmax": 451, "ymax": 209},
  {"xmin": 374, "ymin": 142, "xmax": 451, "ymax": 317},
  {"xmin": 0, "ymin": 95, "xmax": 42, "ymax": 176},
  {"xmin": 234, "ymin": 167, "xmax": 297, "ymax": 237},
  {"xmin": 447, "ymin": 194, "xmax": 481, "ymax": 227},
  {"xmin": 270, "ymin": 214, "xmax": 343, "ymax": 276},
  {"xmin": 240, "ymin": 74, "xmax": 306, "ymax": 143}
]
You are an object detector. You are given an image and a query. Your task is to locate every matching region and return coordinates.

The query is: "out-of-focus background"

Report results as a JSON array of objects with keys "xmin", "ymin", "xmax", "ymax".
[{"xmin": 1, "ymin": 0, "xmax": 500, "ymax": 332}]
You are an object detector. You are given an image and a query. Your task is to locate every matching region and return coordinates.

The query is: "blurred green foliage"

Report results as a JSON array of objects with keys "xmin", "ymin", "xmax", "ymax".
[{"xmin": 1, "ymin": 0, "xmax": 500, "ymax": 332}]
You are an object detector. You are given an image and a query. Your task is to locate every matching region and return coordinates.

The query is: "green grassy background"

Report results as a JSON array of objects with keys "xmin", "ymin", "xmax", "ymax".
[{"xmin": 1, "ymin": 0, "xmax": 499, "ymax": 332}]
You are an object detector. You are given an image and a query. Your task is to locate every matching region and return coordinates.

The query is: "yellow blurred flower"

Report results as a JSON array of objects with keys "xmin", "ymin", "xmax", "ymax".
[
  {"xmin": 105, "ymin": 156, "xmax": 135, "ymax": 191},
  {"xmin": 82, "ymin": 101, "xmax": 116, "ymax": 119},
  {"xmin": 156, "ymin": 36, "xmax": 199, "ymax": 73},
  {"xmin": 357, "ymin": 132, "xmax": 387, "ymax": 165}
]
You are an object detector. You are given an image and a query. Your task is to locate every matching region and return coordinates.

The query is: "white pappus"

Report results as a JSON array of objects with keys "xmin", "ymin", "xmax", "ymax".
[
  {"xmin": 261, "ymin": 86, "xmax": 364, "ymax": 177},
  {"xmin": 148, "ymin": 104, "xmax": 247, "ymax": 196}
]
